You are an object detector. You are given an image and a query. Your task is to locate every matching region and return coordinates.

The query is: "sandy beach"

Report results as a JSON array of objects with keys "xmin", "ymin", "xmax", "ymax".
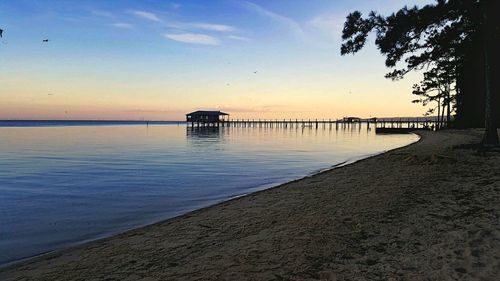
[{"xmin": 1, "ymin": 129, "xmax": 499, "ymax": 280}]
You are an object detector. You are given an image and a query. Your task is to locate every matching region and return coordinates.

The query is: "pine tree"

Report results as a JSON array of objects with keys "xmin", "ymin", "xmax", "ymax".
[{"xmin": 341, "ymin": 0, "xmax": 499, "ymax": 144}]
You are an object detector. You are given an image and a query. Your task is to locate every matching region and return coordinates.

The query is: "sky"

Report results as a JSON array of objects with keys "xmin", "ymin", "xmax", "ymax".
[{"xmin": 0, "ymin": 0, "xmax": 435, "ymax": 120}]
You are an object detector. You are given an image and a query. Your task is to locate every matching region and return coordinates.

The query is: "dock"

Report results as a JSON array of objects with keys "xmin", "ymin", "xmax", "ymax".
[{"xmin": 185, "ymin": 110, "xmax": 448, "ymax": 133}]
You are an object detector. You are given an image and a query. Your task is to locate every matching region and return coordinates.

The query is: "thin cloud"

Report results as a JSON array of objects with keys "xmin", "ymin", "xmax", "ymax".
[
  {"xmin": 189, "ymin": 23, "xmax": 235, "ymax": 32},
  {"xmin": 227, "ymin": 35, "xmax": 251, "ymax": 42},
  {"xmin": 111, "ymin": 22, "xmax": 133, "ymax": 29},
  {"xmin": 241, "ymin": 1, "xmax": 304, "ymax": 38},
  {"xmin": 131, "ymin": 10, "xmax": 162, "ymax": 22},
  {"xmin": 164, "ymin": 33, "xmax": 219, "ymax": 45},
  {"xmin": 167, "ymin": 22, "xmax": 236, "ymax": 32},
  {"xmin": 307, "ymin": 13, "xmax": 344, "ymax": 37}
]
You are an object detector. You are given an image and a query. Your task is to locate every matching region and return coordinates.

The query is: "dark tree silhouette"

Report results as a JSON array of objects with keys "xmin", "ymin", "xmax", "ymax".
[
  {"xmin": 480, "ymin": 0, "xmax": 498, "ymax": 144},
  {"xmin": 412, "ymin": 65, "xmax": 454, "ymax": 128},
  {"xmin": 340, "ymin": 0, "xmax": 499, "ymax": 145}
]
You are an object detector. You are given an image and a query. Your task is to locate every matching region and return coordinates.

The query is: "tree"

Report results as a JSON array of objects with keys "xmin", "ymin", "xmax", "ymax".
[
  {"xmin": 340, "ymin": 0, "xmax": 499, "ymax": 145},
  {"xmin": 480, "ymin": 0, "xmax": 499, "ymax": 144},
  {"xmin": 412, "ymin": 66, "xmax": 454, "ymax": 128}
]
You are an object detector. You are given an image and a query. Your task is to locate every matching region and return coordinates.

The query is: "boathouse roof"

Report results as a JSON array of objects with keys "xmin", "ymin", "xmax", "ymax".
[{"xmin": 186, "ymin": 111, "xmax": 229, "ymax": 116}]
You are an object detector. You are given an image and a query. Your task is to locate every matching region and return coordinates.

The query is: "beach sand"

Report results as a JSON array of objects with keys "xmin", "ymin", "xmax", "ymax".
[{"xmin": 1, "ymin": 129, "xmax": 499, "ymax": 280}]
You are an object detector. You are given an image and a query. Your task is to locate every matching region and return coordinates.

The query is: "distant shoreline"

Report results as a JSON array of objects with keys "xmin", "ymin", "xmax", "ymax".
[
  {"xmin": 2, "ymin": 129, "xmax": 499, "ymax": 280},
  {"xmin": 0, "ymin": 120, "xmax": 185, "ymax": 122},
  {"xmin": 0, "ymin": 120, "xmax": 183, "ymax": 122},
  {"xmin": 0, "ymin": 120, "xmax": 186, "ymax": 127}
]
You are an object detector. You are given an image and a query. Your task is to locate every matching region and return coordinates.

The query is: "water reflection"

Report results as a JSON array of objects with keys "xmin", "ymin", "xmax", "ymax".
[{"xmin": 186, "ymin": 126, "xmax": 224, "ymax": 139}]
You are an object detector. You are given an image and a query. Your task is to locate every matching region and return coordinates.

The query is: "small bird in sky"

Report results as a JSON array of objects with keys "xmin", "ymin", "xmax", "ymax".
[
  {"xmin": 226, "ymin": 83, "xmax": 230, "ymax": 86},
  {"xmin": 48, "ymin": 93, "xmax": 54, "ymax": 96},
  {"xmin": 42, "ymin": 39, "xmax": 50, "ymax": 42},
  {"xmin": 0, "ymin": 29, "xmax": 3, "ymax": 38},
  {"xmin": 253, "ymin": 71, "xmax": 258, "ymax": 74}
]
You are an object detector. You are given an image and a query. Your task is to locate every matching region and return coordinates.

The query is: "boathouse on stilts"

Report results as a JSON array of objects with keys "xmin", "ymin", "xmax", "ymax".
[{"xmin": 186, "ymin": 111, "xmax": 230, "ymax": 127}]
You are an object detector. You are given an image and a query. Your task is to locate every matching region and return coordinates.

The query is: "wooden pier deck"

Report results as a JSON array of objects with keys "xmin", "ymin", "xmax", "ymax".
[{"xmin": 188, "ymin": 118, "xmax": 446, "ymax": 133}]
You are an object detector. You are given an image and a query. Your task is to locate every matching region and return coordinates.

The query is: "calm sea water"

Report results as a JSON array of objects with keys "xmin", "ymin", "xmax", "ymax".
[{"xmin": 0, "ymin": 121, "xmax": 419, "ymax": 265}]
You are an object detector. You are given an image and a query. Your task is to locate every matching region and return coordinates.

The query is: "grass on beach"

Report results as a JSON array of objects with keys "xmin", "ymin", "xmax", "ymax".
[{"xmin": 1, "ymin": 129, "xmax": 499, "ymax": 280}]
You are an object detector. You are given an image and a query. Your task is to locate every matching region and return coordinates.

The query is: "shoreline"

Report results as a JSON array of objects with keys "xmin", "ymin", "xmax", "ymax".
[
  {"xmin": 1, "ymin": 129, "xmax": 499, "ymax": 280},
  {"xmin": 0, "ymin": 133, "xmax": 420, "ymax": 269}
]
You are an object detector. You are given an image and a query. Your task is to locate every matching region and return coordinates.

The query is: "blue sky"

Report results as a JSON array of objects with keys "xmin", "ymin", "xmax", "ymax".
[{"xmin": 0, "ymin": 0, "xmax": 435, "ymax": 120}]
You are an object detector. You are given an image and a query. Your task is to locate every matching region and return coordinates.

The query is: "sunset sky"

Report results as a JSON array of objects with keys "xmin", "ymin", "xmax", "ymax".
[{"xmin": 0, "ymin": 0, "xmax": 434, "ymax": 120}]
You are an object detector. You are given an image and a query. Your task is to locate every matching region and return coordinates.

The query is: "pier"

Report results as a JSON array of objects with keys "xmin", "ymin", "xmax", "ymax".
[{"xmin": 186, "ymin": 112, "xmax": 448, "ymax": 132}]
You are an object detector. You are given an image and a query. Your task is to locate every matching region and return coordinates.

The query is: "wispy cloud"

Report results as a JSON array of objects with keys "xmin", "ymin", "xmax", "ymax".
[
  {"xmin": 111, "ymin": 22, "xmax": 133, "ymax": 29},
  {"xmin": 167, "ymin": 22, "xmax": 236, "ymax": 32},
  {"xmin": 227, "ymin": 35, "xmax": 251, "ymax": 42},
  {"xmin": 188, "ymin": 23, "xmax": 235, "ymax": 32},
  {"xmin": 241, "ymin": 1, "xmax": 304, "ymax": 38},
  {"xmin": 164, "ymin": 33, "xmax": 219, "ymax": 45},
  {"xmin": 307, "ymin": 13, "xmax": 344, "ymax": 37},
  {"xmin": 131, "ymin": 10, "xmax": 162, "ymax": 22},
  {"xmin": 130, "ymin": 10, "xmax": 233, "ymax": 32}
]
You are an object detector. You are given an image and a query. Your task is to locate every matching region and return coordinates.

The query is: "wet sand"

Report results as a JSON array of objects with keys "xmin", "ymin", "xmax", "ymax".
[{"xmin": 1, "ymin": 129, "xmax": 499, "ymax": 280}]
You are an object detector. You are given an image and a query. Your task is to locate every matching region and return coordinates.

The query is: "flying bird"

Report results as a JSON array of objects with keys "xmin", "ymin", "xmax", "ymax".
[
  {"xmin": 253, "ymin": 71, "xmax": 258, "ymax": 74},
  {"xmin": 0, "ymin": 29, "xmax": 3, "ymax": 38},
  {"xmin": 42, "ymin": 39, "xmax": 50, "ymax": 42}
]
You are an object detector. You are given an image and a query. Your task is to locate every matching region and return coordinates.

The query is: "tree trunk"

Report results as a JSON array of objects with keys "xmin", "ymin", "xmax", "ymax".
[
  {"xmin": 482, "ymin": 4, "xmax": 499, "ymax": 145},
  {"xmin": 441, "ymin": 96, "xmax": 446, "ymax": 129},
  {"xmin": 446, "ymin": 83, "xmax": 451, "ymax": 127},
  {"xmin": 437, "ymin": 94, "xmax": 441, "ymax": 129}
]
